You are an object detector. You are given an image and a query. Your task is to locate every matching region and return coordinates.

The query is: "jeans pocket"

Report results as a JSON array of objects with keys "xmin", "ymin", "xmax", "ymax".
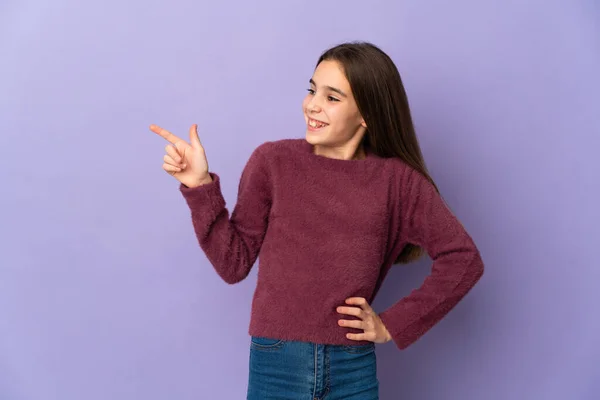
[
  {"xmin": 342, "ymin": 342, "xmax": 375, "ymax": 354},
  {"xmin": 250, "ymin": 336, "xmax": 286, "ymax": 350}
]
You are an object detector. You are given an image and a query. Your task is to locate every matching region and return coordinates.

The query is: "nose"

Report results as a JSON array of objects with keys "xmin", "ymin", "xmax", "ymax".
[{"xmin": 306, "ymin": 96, "xmax": 322, "ymax": 114}]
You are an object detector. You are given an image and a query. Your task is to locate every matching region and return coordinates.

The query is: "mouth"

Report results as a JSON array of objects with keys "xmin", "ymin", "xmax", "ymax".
[{"xmin": 307, "ymin": 117, "xmax": 329, "ymax": 130}]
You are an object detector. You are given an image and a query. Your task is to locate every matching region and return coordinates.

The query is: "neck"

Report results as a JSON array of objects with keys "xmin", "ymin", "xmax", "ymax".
[
  {"xmin": 312, "ymin": 134, "xmax": 367, "ymax": 160},
  {"xmin": 313, "ymin": 144, "xmax": 366, "ymax": 160}
]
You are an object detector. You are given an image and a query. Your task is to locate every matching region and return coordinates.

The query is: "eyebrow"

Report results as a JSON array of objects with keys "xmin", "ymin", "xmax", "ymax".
[{"xmin": 309, "ymin": 78, "xmax": 347, "ymax": 98}]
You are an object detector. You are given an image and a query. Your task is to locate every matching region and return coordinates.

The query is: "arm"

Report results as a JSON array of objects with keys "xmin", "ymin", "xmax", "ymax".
[
  {"xmin": 179, "ymin": 144, "xmax": 272, "ymax": 284},
  {"xmin": 379, "ymin": 167, "xmax": 484, "ymax": 349}
]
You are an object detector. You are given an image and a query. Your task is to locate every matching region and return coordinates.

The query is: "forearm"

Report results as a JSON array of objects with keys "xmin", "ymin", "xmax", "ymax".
[
  {"xmin": 180, "ymin": 173, "xmax": 262, "ymax": 284},
  {"xmin": 379, "ymin": 247, "xmax": 484, "ymax": 349}
]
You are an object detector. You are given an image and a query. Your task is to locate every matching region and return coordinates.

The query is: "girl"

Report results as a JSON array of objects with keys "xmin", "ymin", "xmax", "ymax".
[{"xmin": 150, "ymin": 41, "xmax": 484, "ymax": 400}]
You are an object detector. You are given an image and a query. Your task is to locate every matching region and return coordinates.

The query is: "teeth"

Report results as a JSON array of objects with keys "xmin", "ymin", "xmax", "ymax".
[{"xmin": 309, "ymin": 119, "xmax": 326, "ymax": 128}]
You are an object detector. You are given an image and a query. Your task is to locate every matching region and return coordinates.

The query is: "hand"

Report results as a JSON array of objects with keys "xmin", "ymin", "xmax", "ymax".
[
  {"xmin": 150, "ymin": 123, "xmax": 212, "ymax": 188},
  {"xmin": 337, "ymin": 297, "xmax": 392, "ymax": 344}
]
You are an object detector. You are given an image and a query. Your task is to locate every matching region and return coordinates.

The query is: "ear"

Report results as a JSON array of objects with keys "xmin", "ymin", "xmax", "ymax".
[{"xmin": 360, "ymin": 119, "xmax": 367, "ymax": 128}]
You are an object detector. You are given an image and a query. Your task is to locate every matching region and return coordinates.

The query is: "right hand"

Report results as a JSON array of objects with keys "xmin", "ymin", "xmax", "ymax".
[{"xmin": 150, "ymin": 123, "xmax": 212, "ymax": 188}]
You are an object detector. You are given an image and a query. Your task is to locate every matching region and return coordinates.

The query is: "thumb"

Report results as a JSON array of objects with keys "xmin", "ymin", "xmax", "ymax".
[{"xmin": 189, "ymin": 124, "xmax": 203, "ymax": 149}]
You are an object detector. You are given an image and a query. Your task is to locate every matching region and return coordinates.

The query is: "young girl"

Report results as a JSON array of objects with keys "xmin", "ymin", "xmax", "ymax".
[{"xmin": 150, "ymin": 41, "xmax": 484, "ymax": 400}]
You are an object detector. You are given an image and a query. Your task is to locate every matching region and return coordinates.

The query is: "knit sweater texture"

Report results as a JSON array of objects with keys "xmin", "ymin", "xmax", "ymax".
[{"xmin": 179, "ymin": 138, "xmax": 484, "ymax": 349}]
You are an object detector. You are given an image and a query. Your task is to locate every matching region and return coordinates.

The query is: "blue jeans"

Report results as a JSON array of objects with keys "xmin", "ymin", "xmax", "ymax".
[{"xmin": 247, "ymin": 336, "xmax": 379, "ymax": 399}]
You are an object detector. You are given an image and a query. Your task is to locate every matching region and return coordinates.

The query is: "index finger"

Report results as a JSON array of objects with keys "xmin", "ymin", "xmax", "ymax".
[
  {"xmin": 150, "ymin": 124, "xmax": 183, "ymax": 145},
  {"xmin": 345, "ymin": 297, "xmax": 372, "ymax": 311}
]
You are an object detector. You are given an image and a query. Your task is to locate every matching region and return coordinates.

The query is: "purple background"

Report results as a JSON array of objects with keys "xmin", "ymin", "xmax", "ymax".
[{"xmin": 1, "ymin": 0, "xmax": 598, "ymax": 399}]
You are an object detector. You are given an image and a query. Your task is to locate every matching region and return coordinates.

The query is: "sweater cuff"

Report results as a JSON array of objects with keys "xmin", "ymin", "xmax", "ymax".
[
  {"xmin": 379, "ymin": 309, "xmax": 414, "ymax": 350},
  {"xmin": 179, "ymin": 172, "xmax": 226, "ymax": 220}
]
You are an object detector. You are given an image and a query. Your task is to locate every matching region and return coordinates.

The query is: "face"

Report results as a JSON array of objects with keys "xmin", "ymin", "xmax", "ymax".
[{"xmin": 302, "ymin": 60, "xmax": 367, "ymax": 158}]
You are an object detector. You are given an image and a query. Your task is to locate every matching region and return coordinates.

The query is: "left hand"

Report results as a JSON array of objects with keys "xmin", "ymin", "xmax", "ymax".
[{"xmin": 337, "ymin": 297, "xmax": 392, "ymax": 344}]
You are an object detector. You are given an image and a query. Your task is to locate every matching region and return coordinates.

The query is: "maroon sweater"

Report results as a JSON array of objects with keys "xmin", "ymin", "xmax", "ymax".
[{"xmin": 180, "ymin": 138, "xmax": 484, "ymax": 349}]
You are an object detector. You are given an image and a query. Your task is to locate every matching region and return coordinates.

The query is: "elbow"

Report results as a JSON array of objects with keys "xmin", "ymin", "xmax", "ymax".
[
  {"xmin": 451, "ymin": 248, "xmax": 484, "ymax": 297},
  {"xmin": 448, "ymin": 251, "xmax": 484, "ymax": 304},
  {"xmin": 218, "ymin": 268, "xmax": 250, "ymax": 284},
  {"xmin": 466, "ymin": 249, "xmax": 485, "ymax": 288},
  {"xmin": 217, "ymin": 263, "xmax": 253, "ymax": 285},
  {"xmin": 221, "ymin": 273, "xmax": 248, "ymax": 285},
  {"xmin": 206, "ymin": 252, "xmax": 254, "ymax": 285},
  {"xmin": 474, "ymin": 250, "xmax": 484, "ymax": 279}
]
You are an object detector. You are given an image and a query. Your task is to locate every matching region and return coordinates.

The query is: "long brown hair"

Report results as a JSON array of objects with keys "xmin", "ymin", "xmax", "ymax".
[{"xmin": 317, "ymin": 41, "xmax": 438, "ymax": 264}]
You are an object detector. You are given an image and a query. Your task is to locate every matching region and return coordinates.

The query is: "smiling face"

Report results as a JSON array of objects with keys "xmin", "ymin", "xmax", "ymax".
[{"xmin": 302, "ymin": 60, "xmax": 368, "ymax": 159}]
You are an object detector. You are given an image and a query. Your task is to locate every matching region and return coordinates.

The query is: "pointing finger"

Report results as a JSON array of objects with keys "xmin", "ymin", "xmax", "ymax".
[{"xmin": 150, "ymin": 124, "xmax": 183, "ymax": 145}]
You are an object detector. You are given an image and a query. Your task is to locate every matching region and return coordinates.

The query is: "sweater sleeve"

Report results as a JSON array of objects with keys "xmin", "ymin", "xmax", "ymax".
[
  {"xmin": 179, "ymin": 144, "xmax": 272, "ymax": 284},
  {"xmin": 378, "ymin": 167, "xmax": 484, "ymax": 350}
]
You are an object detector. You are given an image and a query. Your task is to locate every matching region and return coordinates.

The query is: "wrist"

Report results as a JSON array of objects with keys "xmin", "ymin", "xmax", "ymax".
[
  {"xmin": 185, "ymin": 175, "xmax": 212, "ymax": 189},
  {"xmin": 384, "ymin": 327, "xmax": 392, "ymax": 343},
  {"xmin": 198, "ymin": 174, "xmax": 213, "ymax": 186}
]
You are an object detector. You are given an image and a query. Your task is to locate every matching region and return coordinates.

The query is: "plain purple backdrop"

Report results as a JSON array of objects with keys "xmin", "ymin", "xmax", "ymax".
[{"xmin": 1, "ymin": 0, "xmax": 598, "ymax": 399}]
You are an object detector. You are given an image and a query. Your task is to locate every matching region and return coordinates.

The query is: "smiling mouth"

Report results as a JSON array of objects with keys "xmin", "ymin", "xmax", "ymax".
[{"xmin": 308, "ymin": 118, "xmax": 329, "ymax": 128}]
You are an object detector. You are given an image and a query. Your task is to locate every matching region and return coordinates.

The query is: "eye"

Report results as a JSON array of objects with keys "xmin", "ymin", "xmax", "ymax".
[
  {"xmin": 327, "ymin": 96, "xmax": 339, "ymax": 102},
  {"xmin": 306, "ymin": 88, "xmax": 315, "ymax": 95}
]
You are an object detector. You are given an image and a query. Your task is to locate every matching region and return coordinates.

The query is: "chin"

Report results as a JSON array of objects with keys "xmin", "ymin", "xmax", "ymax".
[{"xmin": 305, "ymin": 131, "xmax": 326, "ymax": 146}]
